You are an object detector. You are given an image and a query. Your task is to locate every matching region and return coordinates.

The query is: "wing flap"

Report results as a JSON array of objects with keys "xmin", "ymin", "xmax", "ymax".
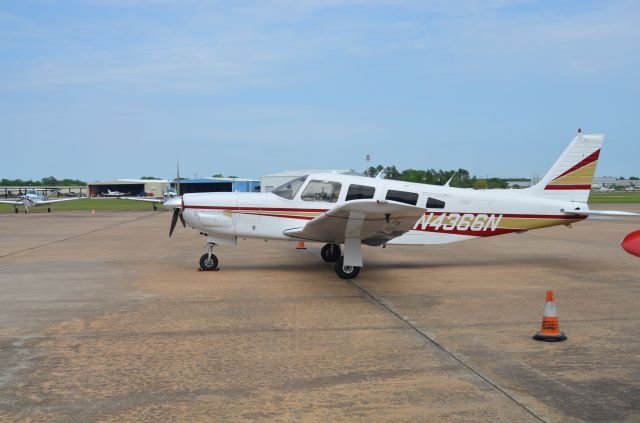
[{"xmin": 284, "ymin": 199, "xmax": 425, "ymax": 245}]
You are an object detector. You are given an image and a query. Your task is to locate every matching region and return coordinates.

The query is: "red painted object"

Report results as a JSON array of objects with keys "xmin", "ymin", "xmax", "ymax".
[{"xmin": 621, "ymin": 230, "xmax": 640, "ymax": 257}]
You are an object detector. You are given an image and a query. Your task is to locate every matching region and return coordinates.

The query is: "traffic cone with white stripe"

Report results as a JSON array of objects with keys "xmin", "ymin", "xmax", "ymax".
[{"xmin": 533, "ymin": 290, "xmax": 567, "ymax": 342}]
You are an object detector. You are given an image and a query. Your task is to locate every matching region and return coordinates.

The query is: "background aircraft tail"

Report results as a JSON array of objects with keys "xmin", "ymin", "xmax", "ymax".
[{"xmin": 526, "ymin": 131, "xmax": 604, "ymax": 203}]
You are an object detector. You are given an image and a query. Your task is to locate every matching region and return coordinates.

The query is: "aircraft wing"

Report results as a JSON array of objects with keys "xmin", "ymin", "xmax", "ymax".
[
  {"xmin": 0, "ymin": 199, "xmax": 22, "ymax": 205},
  {"xmin": 283, "ymin": 199, "xmax": 426, "ymax": 246},
  {"xmin": 120, "ymin": 197, "xmax": 163, "ymax": 203},
  {"xmin": 36, "ymin": 197, "xmax": 84, "ymax": 205}
]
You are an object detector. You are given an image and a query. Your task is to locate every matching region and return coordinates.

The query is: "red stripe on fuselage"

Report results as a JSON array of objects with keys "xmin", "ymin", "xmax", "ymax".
[
  {"xmin": 237, "ymin": 212, "xmax": 315, "ymax": 220},
  {"xmin": 414, "ymin": 227, "xmax": 521, "ymax": 237},
  {"xmin": 183, "ymin": 205, "xmax": 329, "ymax": 212},
  {"xmin": 424, "ymin": 211, "xmax": 581, "ymax": 220}
]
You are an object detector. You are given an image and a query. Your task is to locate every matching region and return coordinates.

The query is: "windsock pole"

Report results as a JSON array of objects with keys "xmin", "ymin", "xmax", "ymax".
[{"xmin": 533, "ymin": 290, "xmax": 567, "ymax": 342}]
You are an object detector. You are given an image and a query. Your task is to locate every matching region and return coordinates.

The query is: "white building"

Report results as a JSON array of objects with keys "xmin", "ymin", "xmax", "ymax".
[
  {"xmin": 507, "ymin": 177, "xmax": 639, "ymax": 190},
  {"xmin": 261, "ymin": 170, "xmax": 360, "ymax": 192}
]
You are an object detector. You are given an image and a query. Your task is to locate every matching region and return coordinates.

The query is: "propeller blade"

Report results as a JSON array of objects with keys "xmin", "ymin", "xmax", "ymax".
[
  {"xmin": 179, "ymin": 212, "xmax": 186, "ymax": 227},
  {"xmin": 169, "ymin": 208, "xmax": 180, "ymax": 237}
]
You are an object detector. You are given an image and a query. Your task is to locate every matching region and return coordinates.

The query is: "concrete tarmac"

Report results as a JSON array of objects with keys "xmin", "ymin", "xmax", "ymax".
[{"xmin": 0, "ymin": 207, "xmax": 638, "ymax": 422}]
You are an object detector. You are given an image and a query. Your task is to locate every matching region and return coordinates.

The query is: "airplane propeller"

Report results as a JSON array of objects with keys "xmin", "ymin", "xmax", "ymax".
[
  {"xmin": 169, "ymin": 207, "xmax": 186, "ymax": 237},
  {"xmin": 169, "ymin": 208, "xmax": 180, "ymax": 237},
  {"xmin": 167, "ymin": 158, "xmax": 186, "ymax": 237}
]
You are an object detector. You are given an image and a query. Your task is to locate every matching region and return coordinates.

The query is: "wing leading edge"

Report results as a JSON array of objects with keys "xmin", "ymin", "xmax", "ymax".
[{"xmin": 283, "ymin": 199, "xmax": 426, "ymax": 246}]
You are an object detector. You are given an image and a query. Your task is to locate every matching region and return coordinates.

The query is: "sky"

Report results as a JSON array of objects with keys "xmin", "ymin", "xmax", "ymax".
[{"xmin": 1, "ymin": 0, "xmax": 639, "ymax": 181}]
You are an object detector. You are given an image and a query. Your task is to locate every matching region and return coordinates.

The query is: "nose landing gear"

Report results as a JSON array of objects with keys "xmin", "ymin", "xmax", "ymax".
[{"xmin": 199, "ymin": 242, "xmax": 219, "ymax": 271}]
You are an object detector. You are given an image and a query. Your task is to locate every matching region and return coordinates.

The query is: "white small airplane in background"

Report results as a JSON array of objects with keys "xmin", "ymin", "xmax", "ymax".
[
  {"xmin": 165, "ymin": 130, "xmax": 638, "ymax": 279},
  {"xmin": 104, "ymin": 189, "xmax": 128, "ymax": 197},
  {"xmin": 0, "ymin": 188, "xmax": 84, "ymax": 213},
  {"xmin": 122, "ymin": 186, "xmax": 179, "ymax": 210},
  {"xmin": 122, "ymin": 164, "xmax": 181, "ymax": 210},
  {"xmin": 597, "ymin": 186, "xmax": 614, "ymax": 192}
]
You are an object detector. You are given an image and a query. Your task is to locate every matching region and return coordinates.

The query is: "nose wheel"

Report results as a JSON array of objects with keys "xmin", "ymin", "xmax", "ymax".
[
  {"xmin": 199, "ymin": 242, "xmax": 219, "ymax": 271},
  {"xmin": 334, "ymin": 256, "xmax": 361, "ymax": 279},
  {"xmin": 321, "ymin": 243, "xmax": 341, "ymax": 262},
  {"xmin": 199, "ymin": 253, "xmax": 218, "ymax": 271}
]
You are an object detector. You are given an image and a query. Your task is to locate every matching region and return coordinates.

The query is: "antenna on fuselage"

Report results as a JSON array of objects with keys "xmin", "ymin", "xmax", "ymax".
[
  {"xmin": 176, "ymin": 158, "xmax": 181, "ymax": 196},
  {"xmin": 444, "ymin": 172, "xmax": 457, "ymax": 187}
]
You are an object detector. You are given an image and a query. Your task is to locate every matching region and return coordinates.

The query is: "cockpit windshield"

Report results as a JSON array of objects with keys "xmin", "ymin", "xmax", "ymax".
[{"xmin": 271, "ymin": 176, "xmax": 308, "ymax": 200}]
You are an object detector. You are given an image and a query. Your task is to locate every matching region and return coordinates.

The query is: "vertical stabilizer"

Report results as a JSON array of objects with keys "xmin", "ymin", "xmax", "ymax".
[{"xmin": 527, "ymin": 130, "xmax": 603, "ymax": 203}]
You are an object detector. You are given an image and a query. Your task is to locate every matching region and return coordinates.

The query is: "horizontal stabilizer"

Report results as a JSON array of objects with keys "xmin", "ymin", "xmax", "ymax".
[{"xmin": 562, "ymin": 209, "xmax": 639, "ymax": 217}]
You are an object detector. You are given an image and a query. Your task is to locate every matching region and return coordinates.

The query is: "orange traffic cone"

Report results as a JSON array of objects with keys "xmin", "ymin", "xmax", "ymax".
[
  {"xmin": 533, "ymin": 290, "xmax": 567, "ymax": 342},
  {"xmin": 296, "ymin": 241, "xmax": 306, "ymax": 249}
]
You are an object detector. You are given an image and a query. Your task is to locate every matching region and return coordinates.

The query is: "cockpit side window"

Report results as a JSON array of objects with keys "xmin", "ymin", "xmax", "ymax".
[
  {"xmin": 301, "ymin": 180, "xmax": 341, "ymax": 203},
  {"xmin": 272, "ymin": 176, "xmax": 307, "ymax": 200},
  {"xmin": 386, "ymin": 190, "xmax": 418, "ymax": 206},
  {"xmin": 426, "ymin": 197, "xmax": 445, "ymax": 209},
  {"xmin": 346, "ymin": 184, "xmax": 375, "ymax": 201}
]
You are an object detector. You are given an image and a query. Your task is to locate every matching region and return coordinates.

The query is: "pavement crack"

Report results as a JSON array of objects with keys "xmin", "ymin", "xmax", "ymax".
[
  {"xmin": 0, "ymin": 212, "xmax": 161, "ymax": 259},
  {"xmin": 304, "ymin": 247, "xmax": 547, "ymax": 423}
]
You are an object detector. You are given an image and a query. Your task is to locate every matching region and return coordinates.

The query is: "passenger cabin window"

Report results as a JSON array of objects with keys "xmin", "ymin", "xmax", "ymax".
[
  {"xmin": 426, "ymin": 197, "xmax": 446, "ymax": 209},
  {"xmin": 301, "ymin": 180, "xmax": 341, "ymax": 203},
  {"xmin": 386, "ymin": 190, "xmax": 418, "ymax": 206},
  {"xmin": 272, "ymin": 176, "xmax": 307, "ymax": 200},
  {"xmin": 346, "ymin": 184, "xmax": 375, "ymax": 201}
]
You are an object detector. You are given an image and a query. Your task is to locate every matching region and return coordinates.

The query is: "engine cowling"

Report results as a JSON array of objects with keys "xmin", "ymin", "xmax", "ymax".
[{"xmin": 621, "ymin": 230, "xmax": 640, "ymax": 257}]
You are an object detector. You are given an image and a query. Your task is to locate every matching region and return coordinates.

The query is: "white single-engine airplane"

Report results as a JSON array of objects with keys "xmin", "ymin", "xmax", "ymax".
[
  {"xmin": 0, "ymin": 188, "xmax": 84, "ymax": 213},
  {"xmin": 165, "ymin": 130, "xmax": 637, "ymax": 279},
  {"xmin": 103, "ymin": 189, "xmax": 129, "ymax": 197},
  {"xmin": 122, "ymin": 186, "xmax": 179, "ymax": 210}
]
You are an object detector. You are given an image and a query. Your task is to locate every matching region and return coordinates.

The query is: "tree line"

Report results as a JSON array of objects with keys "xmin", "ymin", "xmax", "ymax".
[
  {"xmin": 362, "ymin": 165, "xmax": 529, "ymax": 189},
  {"xmin": 0, "ymin": 176, "xmax": 86, "ymax": 186}
]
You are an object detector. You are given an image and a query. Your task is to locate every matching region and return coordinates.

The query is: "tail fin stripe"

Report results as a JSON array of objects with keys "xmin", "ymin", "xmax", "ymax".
[
  {"xmin": 549, "ymin": 149, "xmax": 600, "ymax": 181},
  {"xmin": 544, "ymin": 184, "xmax": 592, "ymax": 190}
]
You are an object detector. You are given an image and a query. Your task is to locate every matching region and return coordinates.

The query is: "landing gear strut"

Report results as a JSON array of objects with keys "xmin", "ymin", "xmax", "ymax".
[
  {"xmin": 321, "ymin": 243, "xmax": 341, "ymax": 262},
  {"xmin": 334, "ymin": 256, "xmax": 361, "ymax": 279},
  {"xmin": 199, "ymin": 242, "xmax": 218, "ymax": 271}
]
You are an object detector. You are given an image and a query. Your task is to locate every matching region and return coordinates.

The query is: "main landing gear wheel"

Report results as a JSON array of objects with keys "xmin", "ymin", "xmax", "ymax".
[
  {"xmin": 335, "ymin": 256, "xmax": 361, "ymax": 279},
  {"xmin": 199, "ymin": 253, "xmax": 218, "ymax": 271},
  {"xmin": 321, "ymin": 243, "xmax": 341, "ymax": 262}
]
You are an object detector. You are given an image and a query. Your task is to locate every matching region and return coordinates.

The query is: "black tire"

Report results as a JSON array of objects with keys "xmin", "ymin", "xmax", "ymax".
[
  {"xmin": 334, "ymin": 256, "xmax": 361, "ymax": 279},
  {"xmin": 199, "ymin": 253, "xmax": 218, "ymax": 271},
  {"xmin": 153, "ymin": 204, "xmax": 157, "ymax": 211},
  {"xmin": 47, "ymin": 207, "xmax": 51, "ymax": 213},
  {"xmin": 14, "ymin": 208, "xmax": 18, "ymax": 214},
  {"xmin": 321, "ymin": 243, "xmax": 341, "ymax": 262}
]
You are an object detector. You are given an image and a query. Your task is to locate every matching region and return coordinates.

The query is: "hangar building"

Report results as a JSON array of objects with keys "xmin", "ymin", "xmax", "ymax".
[
  {"xmin": 261, "ymin": 170, "xmax": 360, "ymax": 192},
  {"xmin": 88, "ymin": 179, "xmax": 170, "ymax": 197}
]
